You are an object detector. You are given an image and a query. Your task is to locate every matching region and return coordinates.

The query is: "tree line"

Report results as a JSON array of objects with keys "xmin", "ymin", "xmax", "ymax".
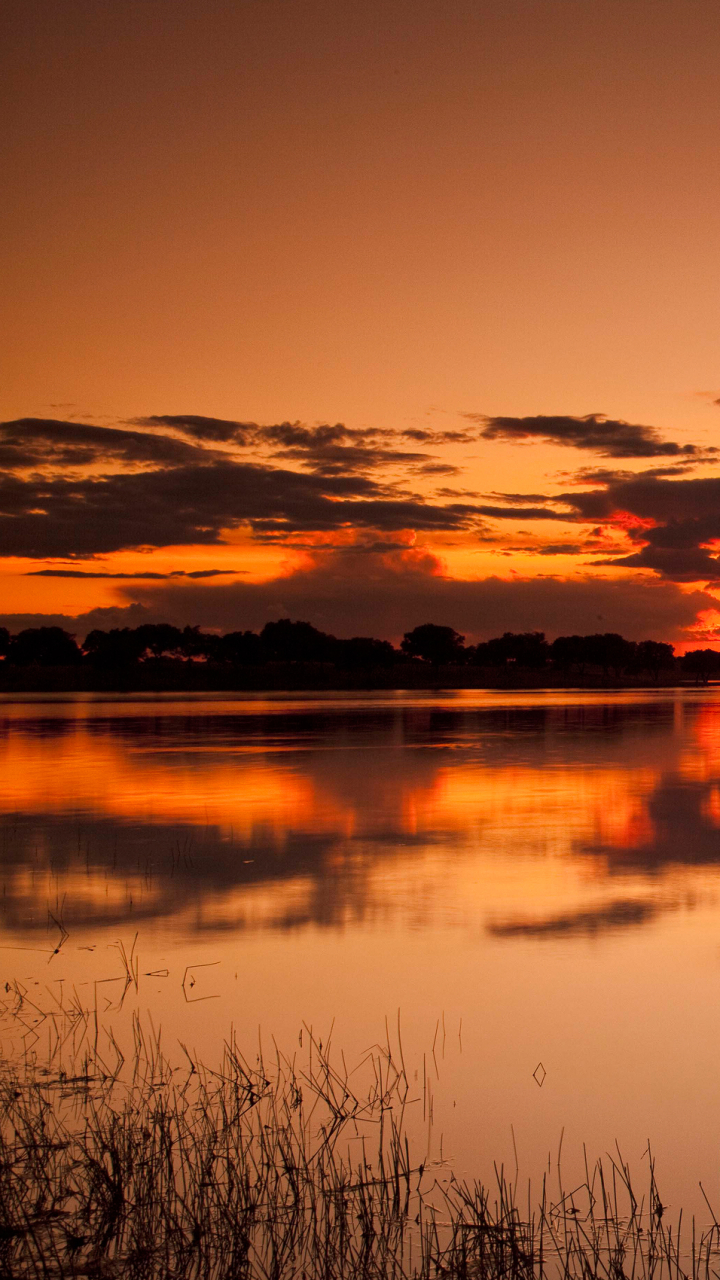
[{"xmin": 0, "ymin": 619, "xmax": 717, "ymax": 679}]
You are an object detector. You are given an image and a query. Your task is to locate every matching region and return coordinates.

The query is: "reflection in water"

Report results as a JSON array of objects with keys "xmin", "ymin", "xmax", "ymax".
[
  {"xmin": 486, "ymin": 897, "xmax": 666, "ymax": 937},
  {"xmin": 2, "ymin": 691, "xmax": 720, "ymax": 1210},
  {"xmin": 0, "ymin": 693, "xmax": 717, "ymax": 935}
]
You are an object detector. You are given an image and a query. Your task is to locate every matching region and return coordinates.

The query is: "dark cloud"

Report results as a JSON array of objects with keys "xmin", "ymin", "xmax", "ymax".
[
  {"xmin": 261, "ymin": 422, "xmax": 440, "ymax": 477},
  {"xmin": 0, "ymin": 418, "xmax": 209, "ymax": 470},
  {"xmin": 136, "ymin": 417, "xmax": 454, "ymax": 479},
  {"xmin": 536, "ymin": 543, "xmax": 584, "ymax": 555},
  {"xmin": 564, "ymin": 464, "xmax": 698, "ymax": 485},
  {"xmin": 261, "ymin": 423, "xmax": 346, "ymax": 448},
  {"xmin": 0, "ymin": 604, "xmax": 154, "ymax": 635},
  {"xmin": 130, "ymin": 414, "xmax": 252, "ymax": 443},
  {"xmin": 29, "ymin": 568, "xmax": 241, "ymax": 580},
  {"xmin": 470, "ymin": 412, "xmax": 714, "ymax": 459},
  {"xmin": 550, "ymin": 475, "xmax": 720, "ymax": 581},
  {"xmin": 0, "ymin": 564, "xmax": 705, "ymax": 644},
  {"xmin": 435, "ymin": 487, "xmax": 481, "ymax": 498},
  {"xmin": 476, "ymin": 505, "xmax": 573, "ymax": 520},
  {"xmin": 593, "ymin": 546, "xmax": 720, "ymax": 583},
  {"xmin": 249, "ymin": 495, "xmax": 484, "ymax": 536},
  {"xmin": 118, "ymin": 550, "xmax": 712, "ymax": 642},
  {"xmin": 401, "ymin": 429, "xmax": 474, "ymax": 444},
  {"xmin": 269, "ymin": 441, "xmax": 431, "ymax": 476},
  {"xmin": 415, "ymin": 462, "xmax": 460, "ymax": 476},
  {"xmin": 567, "ymin": 474, "xmax": 720, "ymax": 523},
  {"xmin": 0, "ymin": 417, "xmax": 482, "ymax": 556},
  {"xmin": 4, "ymin": 411, "xmax": 720, "ymax": 599},
  {"xmin": 0, "ymin": 459, "xmax": 486, "ymax": 558},
  {"xmin": 485, "ymin": 491, "xmax": 555, "ymax": 503}
]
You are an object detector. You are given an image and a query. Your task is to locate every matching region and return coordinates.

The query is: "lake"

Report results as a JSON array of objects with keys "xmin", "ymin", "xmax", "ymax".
[{"xmin": 1, "ymin": 687, "xmax": 720, "ymax": 1214}]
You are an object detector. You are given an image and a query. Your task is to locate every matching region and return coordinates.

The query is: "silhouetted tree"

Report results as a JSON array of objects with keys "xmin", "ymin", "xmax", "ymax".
[
  {"xmin": 0, "ymin": 614, "xmax": 687, "ymax": 684},
  {"xmin": 483, "ymin": 631, "xmax": 548, "ymax": 668},
  {"xmin": 9, "ymin": 627, "xmax": 80, "ymax": 666},
  {"xmin": 83, "ymin": 628, "xmax": 146, "ymax": 666},
  {"xmin": 178, "ymin": 626, "xmax": 219, "ymax": 661},
  {"xmin": 682, "ymin": 648, "xmax": 720, "ymax": 683},
  {"xmin": 334, "ymin": 637, "xmax": 397, "ymax": 667},
  {"xmin": 633, "ymin": 639, "xmax": 675, "ymax": 681},
  {"xmin": 401, "ymin": 624, "xmax": 465, "ymax": 666},
  {"xmin": 217, "ymin": 630, "xmax": 265, "ymax": 664},
  {"xmin": 260, "ymin": 619, "xmax": 335, "ymax": 662},
  {"xmin": 549, "ymin": 635, "xmax": 589, "ymax": 675},
  {"xmin": 582, "ymin": 633, "xmax": 636, "ymax": 678},
  {"xmin": 550, "ymin": 634, "xmax": 636, "ymax": 677},
  {"xmin": 135, "ymin": 624, "xmax": 184, "ymax": 659}
]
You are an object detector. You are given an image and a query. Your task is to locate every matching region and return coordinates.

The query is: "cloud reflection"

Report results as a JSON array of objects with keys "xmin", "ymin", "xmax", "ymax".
[
  {"xmin": 0, "ymin": 695, "xmax": 717, "ymax": 938},
  {"xmin": 487, "ymin": 898, "xmax": 665, "ymax": 938}
]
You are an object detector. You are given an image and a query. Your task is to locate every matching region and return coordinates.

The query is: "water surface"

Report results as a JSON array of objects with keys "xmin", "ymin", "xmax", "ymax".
[{"xmin": 2, "ymin": 688, "xmax": 720, "ymax": 1209}]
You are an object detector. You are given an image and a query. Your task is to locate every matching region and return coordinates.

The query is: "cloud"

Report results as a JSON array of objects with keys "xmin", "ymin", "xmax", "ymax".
[
  {"xmin": 10, "ymin": 414, "xmax": 462, "ymax": 486},
  {"xmin": 0, "ymin": 604, "xmax": 154, "ymax": 635},
  {"xmin": 435, "ymin": 487, "xmax": 481, "ymax": 498},
  {"xmin": 0, "ymin": 418, "xmax": 482, "ymax": 558},
  {"xmin": 259, "ymin": 422, "xmax": 444, "ymax": 477},
  {"xmin": 415, "ymin": 462, "xmax": 460, "ymax": 476},
  {"xmin": 0, "ymin": 418, "xmax": 211, "ymax": 471},
  {"xmin": 4, "ymin": 409, "xmax": 720, "ymax": 605},
  {"xmin": 563, "ymin": 464, "xmax": 698, "ymax": 485},
  {"xmin": 117, "ymin": 548, "xmax": 713, "ymax": 642},
  {"xmin": 401, "ymin": 429, "xmax": 474, "ymax": 444},
  {"xmin": 484, "ymin": 491, "xmax": 556, "ymax": 503},
  {"xmin": 545, "ymin": 474, "xmax": 720, "ymax": 582},
  {"xmin": 130, "ymin": 414, "xmax": 252, "ymax": 443},
  {"xmin": 0, "ymin": 460, "xmax": 486, "ymax": 557},
  {"xmin": 566, "ymin": 474, "xmax": 720, "ymax": 523},
  {"xmin": 135, "ymin": 417, "xmax": 452, "ymax": 479},
  {"xmin": 536, "ymin": 543, "xmax": 585, "ymax": 556},
  {"xmin": 29, "ymin": 568, "xmax": 241, "ymax": 580},
  {"xmin": 593, "ymin": 546, "xmax": 720, "ymax": 582},
  {"xmin": 470, "ymin": 412, "xmax": 714, "ymax": 459},
  {"xmin": 476, "ymin": 505, "xmax": 573, "ymax": 520},
  {"xmin": 0, "ymin": 545, "xmax": 712, "ymax": 644}
]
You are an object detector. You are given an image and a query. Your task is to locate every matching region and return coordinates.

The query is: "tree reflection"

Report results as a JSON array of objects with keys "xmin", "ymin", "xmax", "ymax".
[{"xmin": 0, "ymin": 694, "xmax": 716, "ymax": 938}]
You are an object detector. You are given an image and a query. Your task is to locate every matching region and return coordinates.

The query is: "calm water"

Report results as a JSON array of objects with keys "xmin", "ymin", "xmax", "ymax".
[{"xmin": 2, "ymin": 688, "xmax": 720, "ymax": 1209}]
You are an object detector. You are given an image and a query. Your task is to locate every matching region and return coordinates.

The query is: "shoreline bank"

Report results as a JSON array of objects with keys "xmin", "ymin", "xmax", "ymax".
[{"xmin": 0, "ymin": 661, "xmax": 697, "ymax": 694}]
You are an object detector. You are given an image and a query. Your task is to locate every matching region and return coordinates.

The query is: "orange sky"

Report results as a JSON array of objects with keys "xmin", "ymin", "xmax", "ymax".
[{"xmin": 3, "ymin": 0, "xmax": 720, "ymax": 645}]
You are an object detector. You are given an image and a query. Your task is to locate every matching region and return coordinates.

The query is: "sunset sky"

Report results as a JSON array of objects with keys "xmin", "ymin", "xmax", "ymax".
[{"xmin": 4, "ymin": 0, "xmax": 720, "ymax": 645}]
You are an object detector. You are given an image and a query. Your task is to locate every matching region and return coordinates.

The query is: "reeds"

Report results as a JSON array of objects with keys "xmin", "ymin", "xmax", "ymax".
[{"xmin": 0, "ymin": 1002, "xmax": 715, "ymax": 1279}]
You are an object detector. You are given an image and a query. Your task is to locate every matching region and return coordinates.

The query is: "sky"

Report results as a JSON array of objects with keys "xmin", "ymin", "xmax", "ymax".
[{"xmin": 3, "ymin": 0, "xmax": 720, "ymax": 645}]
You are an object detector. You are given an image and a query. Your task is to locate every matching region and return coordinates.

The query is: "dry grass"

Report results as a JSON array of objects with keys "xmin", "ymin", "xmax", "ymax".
[{"xmin": 0, "ymin": 993, "xmax": 715, "ymax": 1279}]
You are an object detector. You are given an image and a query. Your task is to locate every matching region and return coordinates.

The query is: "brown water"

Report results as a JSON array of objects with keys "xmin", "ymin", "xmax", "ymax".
[{"xmin": 1, "ymin": 688, "xmax": 720, "ymax": 1210}]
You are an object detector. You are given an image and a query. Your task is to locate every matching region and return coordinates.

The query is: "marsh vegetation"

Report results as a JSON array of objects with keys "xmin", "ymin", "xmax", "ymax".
[{"xmin": 0, "ymin": 989, "xmax": 716, "ymax": 1280}]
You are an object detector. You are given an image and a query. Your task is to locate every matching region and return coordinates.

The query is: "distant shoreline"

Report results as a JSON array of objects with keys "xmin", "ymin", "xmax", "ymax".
[{"xmin": 0, "ymin": 660, "xmax": 701, "ymax": 694}]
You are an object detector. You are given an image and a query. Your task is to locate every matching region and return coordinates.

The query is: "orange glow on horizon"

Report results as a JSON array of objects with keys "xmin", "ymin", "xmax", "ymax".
[{"xmin": 3, "ymin": 2, "xmax": 720, "ymax": 642}]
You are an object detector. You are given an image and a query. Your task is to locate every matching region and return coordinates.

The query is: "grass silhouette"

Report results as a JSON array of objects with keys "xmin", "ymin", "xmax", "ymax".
[{"xmin": 0, "ymin": 996, "xmax": 714, "ymax": 1278}]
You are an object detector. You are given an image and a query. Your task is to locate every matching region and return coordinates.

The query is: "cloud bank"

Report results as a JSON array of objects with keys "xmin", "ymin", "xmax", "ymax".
[
  {"xmin": 472, "ymin": 413, "xmax": 716, "ymax": 460},
  {"xmin": 561, "ymin": 474, "xmax": 720, "ymax": 582},
  {"xmin": 2, "ymin": 410, "xmax": 719, "ymax": 642},
  {"xmin": 117, "ymin": 549, "xmax": 712, "ymax": 643},
  {"xmin": 0, "ymin": 559, "xmax": 708, "ymax": 644},
  {"xmin": 0, "ymin": 418, "xmax": 484, "ymax": 557}
]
